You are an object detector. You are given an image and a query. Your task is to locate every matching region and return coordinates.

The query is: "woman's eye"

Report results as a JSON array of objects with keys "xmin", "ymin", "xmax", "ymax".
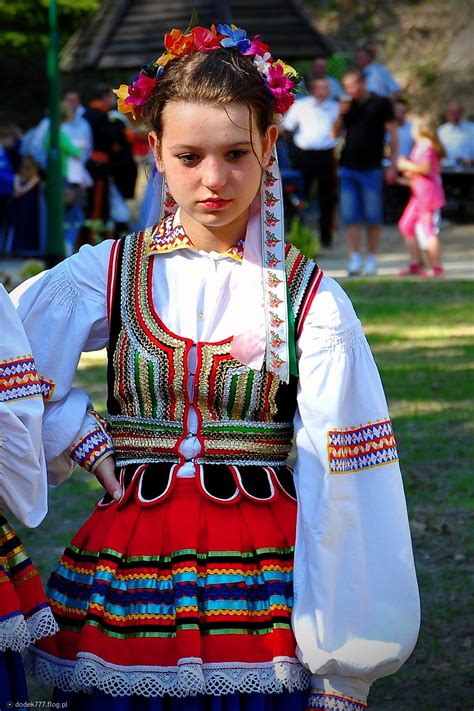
[
  {"xmin": 178, "ymin": 154, "xmax": 199, "ymax": 164},
  {"xmin": 227, "ymin": 150, "xmax": 248, "ymax": 160}
]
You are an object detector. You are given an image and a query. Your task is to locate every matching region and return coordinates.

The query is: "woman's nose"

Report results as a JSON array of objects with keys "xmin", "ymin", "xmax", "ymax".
[{"xmin": 201, "ymin": 158, "xmax": 227, "ymax": 190}]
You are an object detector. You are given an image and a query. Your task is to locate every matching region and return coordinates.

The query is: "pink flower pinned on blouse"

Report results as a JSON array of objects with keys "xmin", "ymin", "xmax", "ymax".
[
  {"xmin": 266, "ymin": 63, "xmax": 295, "ymax": 114},
  {"xmin": 191, "ymin": 25, "xmax": 222, "ymax": 51},
  {"xmin": 125, "ymin": 72, "xmax": 157, "ymax": 108}
]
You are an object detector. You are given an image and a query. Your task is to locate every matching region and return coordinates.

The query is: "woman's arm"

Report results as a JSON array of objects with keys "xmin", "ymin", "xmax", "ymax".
[{"xmin": 292, "ymin": 276, "xmax": 420, "ymax": 709}]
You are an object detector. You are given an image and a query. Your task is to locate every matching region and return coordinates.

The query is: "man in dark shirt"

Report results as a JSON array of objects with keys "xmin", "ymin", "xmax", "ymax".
[{"xmin": 335, "ymin": 68, "xmax": 398, "ymax": 275}]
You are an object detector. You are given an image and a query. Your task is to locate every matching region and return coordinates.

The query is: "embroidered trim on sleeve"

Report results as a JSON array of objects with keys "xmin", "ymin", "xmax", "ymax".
[
  {"xmin": 306, "ymin": 691, "xmax": 368, "ymax": 710},
  {"xmin": 0, "ymin": 355, "xmax": 42, "ymax": 403},
  {"xmin": 327, "ymin": 419, "xmax": 398, "ymax": 475},
  {"xmin": 39, "ymin": 376, "xmax": 55, "ymax": 401},
  {"xmin": 69, "ymin": 427, "xmax": 114, "ymax": 473}
]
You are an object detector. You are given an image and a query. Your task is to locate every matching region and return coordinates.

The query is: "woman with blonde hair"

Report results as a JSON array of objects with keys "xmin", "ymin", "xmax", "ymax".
[{"xmin": 397, "ymin": 114, "xmax": 446, "ymax": 277}]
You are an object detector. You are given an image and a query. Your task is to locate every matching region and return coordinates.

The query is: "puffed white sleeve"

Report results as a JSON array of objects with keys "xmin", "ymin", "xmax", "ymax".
[
  {"xmin": 11, "ymin": 240, "xmax": 116, "ymax": 484},
  {"xmin": 292, "ymin": 276, "xmax": 420, "ymax": 709},
  {"xmin": 0, "ymin": 285, "xmax": 47, "ymax": 527}
]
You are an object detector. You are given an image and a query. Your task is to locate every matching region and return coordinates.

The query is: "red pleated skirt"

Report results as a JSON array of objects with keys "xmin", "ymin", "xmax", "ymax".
[{"xmin": 32, "ymin": 477, "xmax": 310, "ymax": 698}]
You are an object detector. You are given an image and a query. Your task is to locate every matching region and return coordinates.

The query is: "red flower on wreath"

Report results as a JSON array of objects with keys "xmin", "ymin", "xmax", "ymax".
[
  {"xmin": 191, "ymin": 25, "xmax": 222, "ymax": 51},
  {"xmin": 164, "ymin": 29, "xmax": 194, "ymax": 56}
]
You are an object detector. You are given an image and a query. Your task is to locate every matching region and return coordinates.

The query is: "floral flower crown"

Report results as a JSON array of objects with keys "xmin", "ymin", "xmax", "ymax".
[{"xmin": 113, "ymin": 23, "xmax": 300, "ymax": 120}]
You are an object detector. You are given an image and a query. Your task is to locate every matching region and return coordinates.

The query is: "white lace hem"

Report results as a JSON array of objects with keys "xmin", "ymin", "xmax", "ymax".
[
  {"xmin": 28, "ymin": 649, "xmax": 311, "ymax": 697},
  {"xmin": 0, "ymin": 608, "xmax": 58, "ymax": 652}
]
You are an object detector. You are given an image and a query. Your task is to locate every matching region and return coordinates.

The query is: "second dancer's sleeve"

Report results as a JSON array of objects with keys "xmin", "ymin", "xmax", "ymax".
[{"xmin": 12, "ymin": 240, "xmax": 115, "ymax": 483}]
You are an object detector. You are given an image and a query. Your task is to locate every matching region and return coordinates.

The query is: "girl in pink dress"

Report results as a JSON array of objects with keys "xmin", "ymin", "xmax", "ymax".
[{"xmin": 397, "ymin": 115, "xmax": 446, "ymax": 277}]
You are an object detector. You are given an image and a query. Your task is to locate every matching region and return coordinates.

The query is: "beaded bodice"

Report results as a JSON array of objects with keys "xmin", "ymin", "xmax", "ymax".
[{"xmin": 106, "ymin": 227, "xmax": 320, "ymax": 469}]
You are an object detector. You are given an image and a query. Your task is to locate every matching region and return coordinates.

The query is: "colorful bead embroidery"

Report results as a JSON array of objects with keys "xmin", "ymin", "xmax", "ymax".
[
  {"xmin": 306, "ymin": 692, "xmax": 367, "ymax": 710},
  {"xmin": 327, "ymin": 419, "xmax": 399, "ymax": 474},
  {"xmin": 107, "ymin": 231, "xmax": 321, "ymax": 469},
  {"xmin": 0, "ymin": 355, "xmax": 42, "ymax": 403},
  {"xmin": 146, "ymin": 214, "xmax": 244, "ymax": 261},
  {"xmin": 69, "ymin": 427, "xmax": 114, "ymax": 473}
]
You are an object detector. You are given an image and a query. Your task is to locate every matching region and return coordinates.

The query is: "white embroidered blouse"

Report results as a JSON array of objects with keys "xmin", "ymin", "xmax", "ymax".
[
  {"xmin": 0, "ymin": 284, "xmax": 47, "ymax": 528},
  {"xmin": 11, "ymin": 237, "xmax": 420, "ymax": 706}
]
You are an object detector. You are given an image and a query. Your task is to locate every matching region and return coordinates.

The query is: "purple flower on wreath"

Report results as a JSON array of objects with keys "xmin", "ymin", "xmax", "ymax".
[{"xmin": 217, "ymin": 24, "xmax": 251, "ymax": 53}]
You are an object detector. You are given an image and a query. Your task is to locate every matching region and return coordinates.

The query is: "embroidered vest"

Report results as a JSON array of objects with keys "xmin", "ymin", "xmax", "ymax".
[{"xmin": 102, "ymin": 229, "xmax": 321, "ymax": 507}]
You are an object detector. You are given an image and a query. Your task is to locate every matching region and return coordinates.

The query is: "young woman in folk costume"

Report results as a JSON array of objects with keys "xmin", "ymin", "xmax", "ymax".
[
  {"xmin": 13, "ymin": 22, "xmax": 419, "ymax": 711},
  {"xmin": 0, "ymin": 285, "xmax": 58, "ymax": 708}
]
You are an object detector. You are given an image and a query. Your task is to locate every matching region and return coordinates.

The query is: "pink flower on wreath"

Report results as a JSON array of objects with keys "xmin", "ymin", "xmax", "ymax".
[
  {"xmin": 191, "ymin": 25, "xmax": 222, "ymax": 51},
  {"xmin": 125, "ymin": 72, "xmax": 157, "ymax": 107},
  {"xmin": 266, "ymin": 63, "xmax": 295, "ymax": 114}
]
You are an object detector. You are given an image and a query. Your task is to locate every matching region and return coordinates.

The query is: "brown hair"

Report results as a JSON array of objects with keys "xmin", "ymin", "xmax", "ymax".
[
  {"xmin": 342, "ymin": 67, "xmax": 365, "ymax": 83},
  {"xmin": 415, "ymin": 115, "xmax": 446, "ymax": 158},
  {"xmin": 143, "ymin": 49, "xmax": 277, "ymax": 139}
]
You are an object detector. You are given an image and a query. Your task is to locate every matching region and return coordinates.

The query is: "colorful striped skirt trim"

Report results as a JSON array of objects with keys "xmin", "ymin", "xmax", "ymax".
[
  {"xmin": 0, "ymin": 515, "xmax": 58, "ymax": 653},
  {"xmin": 31, "ymin": 478, "xmax": 310, "ymax": 697}
]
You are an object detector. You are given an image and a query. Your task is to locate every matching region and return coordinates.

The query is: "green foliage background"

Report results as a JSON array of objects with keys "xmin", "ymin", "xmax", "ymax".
[{"xmin": 0, "ymin": 0, "xmax": 99, "ymax": 125}]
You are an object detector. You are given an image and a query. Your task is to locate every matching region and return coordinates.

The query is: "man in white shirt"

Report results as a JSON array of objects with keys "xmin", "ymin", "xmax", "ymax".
[
  {"xmin": 310, "ymin": 56, "xmax": 344, "ymax": 101},
  {"xmin": 437, "ymin": 100, "xmax": 474, "ymax": 165},
  {"xmin": 355, "ymin": 43, "xmax": 400, "ymax": 97},
  {"xmin": 282, "ymin": 78, "xmax": 339, "ymax": 247}
]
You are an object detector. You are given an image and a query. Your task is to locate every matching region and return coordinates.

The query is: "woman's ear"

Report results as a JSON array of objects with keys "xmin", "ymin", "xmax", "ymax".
[
  {"xmin": 261, "ymin": 125, "xmax": 279, "ymax": 167},
  {"xmin": 148, "ymin": 131, "xmax": 164, "ymax": 173}
]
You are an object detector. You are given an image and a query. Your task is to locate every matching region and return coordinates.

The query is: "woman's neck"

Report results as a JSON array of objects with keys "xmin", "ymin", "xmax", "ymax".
[{"xmin": 179, "ymin": 208, "xmax": 249, "ymax": 253}]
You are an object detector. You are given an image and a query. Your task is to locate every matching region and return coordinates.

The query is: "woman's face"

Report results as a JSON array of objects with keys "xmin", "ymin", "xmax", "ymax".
[{"xmin": 149, "ymin": 100, "xmax": 278, "ymax": 242}]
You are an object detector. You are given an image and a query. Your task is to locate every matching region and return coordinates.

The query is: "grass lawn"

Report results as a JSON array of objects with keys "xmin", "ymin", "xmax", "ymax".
[{"xmin": 14, "ymin": 278, "xmax": 474, "ymax": 709}]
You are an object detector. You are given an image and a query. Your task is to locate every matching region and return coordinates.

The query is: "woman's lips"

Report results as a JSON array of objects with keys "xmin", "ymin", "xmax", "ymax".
[{"xmin": 200, "ymin": 198, "xmax": 232, "ymax": 209}]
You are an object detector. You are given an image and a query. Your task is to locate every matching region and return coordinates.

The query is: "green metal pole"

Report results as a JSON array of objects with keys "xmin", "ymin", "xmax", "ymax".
[{"xmin": 46, "ymin": 0, "xmax": 64, "ymax": 265}]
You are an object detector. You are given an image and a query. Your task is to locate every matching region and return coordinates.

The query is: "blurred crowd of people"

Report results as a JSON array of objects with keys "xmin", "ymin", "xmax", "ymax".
[
  {"xmin": 280, "ymin": 42, "xmax": 474, "ymax": 276},
  {"xmin": 1, "ymin": 40, "xmax": 473, "ymax": 275},
  {"xmin": 0, "ymin": 87, "xmax": 148, "ymax": 258}
]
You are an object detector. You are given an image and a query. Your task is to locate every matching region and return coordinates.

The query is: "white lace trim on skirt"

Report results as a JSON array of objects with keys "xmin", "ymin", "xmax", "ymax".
[
  {"xmin": 28, "ymin": 649, "xmax": 311, "ymax": 697},
  {"xmin": 0, "ymin": 607, "xmax": 58, "ymax": 652}
]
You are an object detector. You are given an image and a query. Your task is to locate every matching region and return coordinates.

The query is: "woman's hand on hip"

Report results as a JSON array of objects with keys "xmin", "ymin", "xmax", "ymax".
[{"xmin": 94, "ymin": 455, "xmax": 122, "ymax": 501}]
